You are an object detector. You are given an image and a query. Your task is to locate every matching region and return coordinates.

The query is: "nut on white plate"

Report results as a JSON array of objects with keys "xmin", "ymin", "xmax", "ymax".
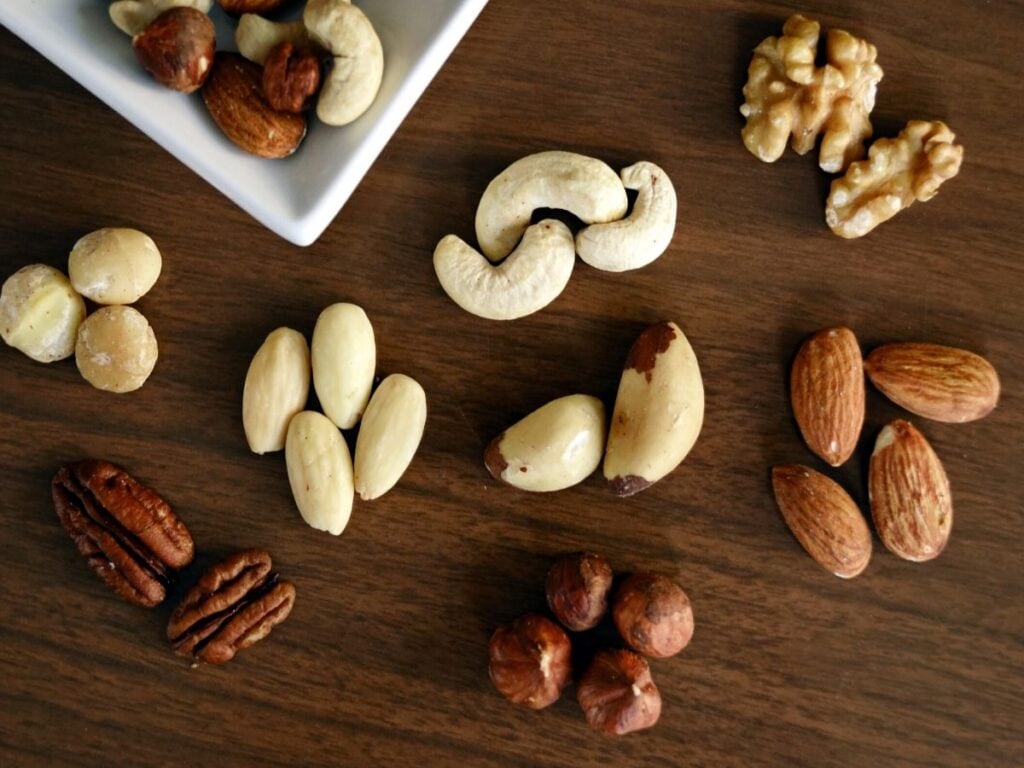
[
  {"xmin": 484, "ymin": 394, "xmax": 606, "ymax": 492},
  {"xmin": 575, "ymin": 161, "xmax": 678, "ymax": 272},
  {"xmin": 1, "ymin": 264, "xmax": 86, "ymax": 363},
  {"xmin": 311, "ymin": 303, "xmax": 376, "ymax": 430},
  {"xmin": 285, "ymin": 410, "xmax": 354, "ymax": 536},
  {"xmin": 109, "ymin": 0, "xmax": 213, "ymax": 37},
  {"xmin": 68, "ymin": 228, "xmax": 162, "ymax": 305},
  {"xmin": 474, "ymin": 151, "xmax": 628, "ymax": 262},
  {"xmin": 604, "ymin": 321, "xmax": 704, "ymax": 496},
  {"xmin": 242, "ymin": 327, "xmax": 310, "ymax": 454},
  {"xmin": 354, "ymin": 374, "xmax": 427, "ymax": 501}
]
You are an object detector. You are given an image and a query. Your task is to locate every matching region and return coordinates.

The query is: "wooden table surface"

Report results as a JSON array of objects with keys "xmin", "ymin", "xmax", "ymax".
[{"xmin": 1, "ymin": 2, "xmax": 1021, "ymax": 766}]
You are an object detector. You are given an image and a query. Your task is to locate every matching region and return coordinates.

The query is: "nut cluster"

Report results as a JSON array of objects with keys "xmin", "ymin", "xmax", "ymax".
[
  {"xmin": 52, "ymin": 459, "xmax": 295, "ymax": 665},
  {"xmin": 485, "ymin": 320, "xmax": 704, "ymax": 498},
  {"xmin": 241, "ymin": 303, "xmax": 428, "ymax": 537},
  {"xmin": 1, "ymin": 227, "xmax": 163, "ymax": 393},
  {"xmin": 740, "ymin": 14, "xmax": 964, "ymax": 238},
  {"xmin": 110, "ymin": 0, "xmax": 386, "ymax": 158},
  {"xmin": 488, "ymin": 552, "xmax": 695, "ymax": 736},
  {"xmin": 774, "ymin": 326, "xmax": 1000, "ymax": 575}
]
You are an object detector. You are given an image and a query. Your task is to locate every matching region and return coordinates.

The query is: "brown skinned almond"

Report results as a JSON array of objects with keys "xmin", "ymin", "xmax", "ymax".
[
  {"xmin": 869, "ymin": 420, "xmax": 952, "ymax": 562},
  {"xmin": 790, "ymin": 326, "xmax": 865, "ymax": 467},
  {"xmin": 202, "ymin": 52, "xmax": 306, "ymax": 159},
  {"xmin": 771, "ymin": 465, "xmax": 872, "ymax": 578},
  {"xmin": 864, "ymin": 343, "xmax": 1000, "ymax": 423}
]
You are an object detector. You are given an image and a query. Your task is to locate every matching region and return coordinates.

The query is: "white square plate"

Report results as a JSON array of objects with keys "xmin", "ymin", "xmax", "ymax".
[{"xmin": 0, "ymin": 1, "xmax": 488, "ymax": 245}]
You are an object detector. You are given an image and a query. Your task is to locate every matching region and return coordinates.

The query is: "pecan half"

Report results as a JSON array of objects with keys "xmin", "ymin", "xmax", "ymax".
[
  {"xmin": 52, "ymin": 460, "xmax": 195, "ymax": 608},
  {"xmin": 168, "ymin": 549, "xmax": 296, "ymax": 665}
]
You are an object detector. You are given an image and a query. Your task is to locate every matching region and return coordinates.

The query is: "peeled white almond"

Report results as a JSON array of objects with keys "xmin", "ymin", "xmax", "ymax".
[
  {"xmin": 311, "ymin": 302, "xmax": 376, "ymax": 430},
  {"xmin": 242, "ymin": 327, "xmax": 310, "ymax": 454},
  {"xmin": 285, "ymin": 410, "xmax": 354, "ymax": 535},
  {"xmin": 354, "ymin": 374, "xmax": 427, "ymax": 500}
]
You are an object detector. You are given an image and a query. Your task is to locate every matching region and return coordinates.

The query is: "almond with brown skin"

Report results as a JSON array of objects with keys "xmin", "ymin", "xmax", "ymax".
[
  {"xmin": 864, "ymin": 342, "xmax": 1000, "ymax": 423},
  {"xmin": 771, "ymin": 464, "xmax": 872, "ymax": 578},
  {"xmin": 790, "ymin": 326, "xmax": 865, "ymax": 467},
  {"xmin": 202, "ymin": 52, "xmax": 307, "ymax": 159},
  {"xmin": 869, "ymin": 420, "xmax": 952, "ymax": 562}
]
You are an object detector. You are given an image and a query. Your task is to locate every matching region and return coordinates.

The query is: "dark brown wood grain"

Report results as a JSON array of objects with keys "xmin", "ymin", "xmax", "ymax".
[{"xmin": 1, "ymin": 2, "xmax": 1022, "ymax": 766}]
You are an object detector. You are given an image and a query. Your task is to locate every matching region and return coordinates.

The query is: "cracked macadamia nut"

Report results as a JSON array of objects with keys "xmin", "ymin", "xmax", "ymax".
[
  {"xmin": 1, "ymin": 265, "xmax": 86, "ymax": 363},
  {"xmin": 545, "ymin": 552, "xmax": 614, "ymax": 631},
  {"xmin": 68, "ymin": 228, "xmax": 162, "ymax": 305},
  {"xmin": 577, "ymin": 649, "xmax": 662, "ymax": 735},
  {"xmin": 75, "ymin": 305, "xmax": 158, "ymax": 393},
  {"xmin": 613, "ymin": 572, "xmax": 694, "ymax": 659},
  {"xmin": 488, "ymin": 614, "xmax": 571, "ymax": 710}
]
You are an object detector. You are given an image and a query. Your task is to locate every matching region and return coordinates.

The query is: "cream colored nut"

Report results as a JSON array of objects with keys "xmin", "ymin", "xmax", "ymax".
[
  {"xmin": 109, "ymin": 0, "xmax": 213, "ymax": 36},
  {"xmin": 1, "ymin": 265, "xmax": 86, "ymax": 363},
  {"xmin": 739, "ymin": 14, "xmax": 883, "ymax": 172},
  {"xmin": 68, "ymin": 228, "xmax": 162, "ymax": 305},
  {"xmin": 484, "ymin": 394, "xmax": 606, "ymax": 492},
  {"xmin": 434, "ymin": 220, "xmax": 575, "ymax": 320},
  {"xmin": 311, "ymin": 302, "xmax": 376, "ymax": 430},
  {"xmin": 236, "ymin": 14, "xmax": 310, "ymax": 65},
  {"xmin": 604, "ymin": 321, "xmax": 704, "ymax": 496},
  {"xmin": 475, "ymin": 151, "xmax": 629, "ymax": 262},
  {"xmin": 75, "ymin": 305, "xmax": 158, "ymax": 393},
  {"xmin": 242, "ymin": 327, "xmax": 310, "ymax": 454},
  {"xmin": 826, "ymin": 120, "xmax": 964, "ymax": 239},
  {"xmin": 304, "ymin": 0, "xmax": 384, "ymax": 126},
  {"xmin": 575, "ymin": 161, "xmax": 677, "ymax": 272},
  {"xmin": 285, "ymin": 410, "xmax": 354, "ymax": 536},
  {"xmin": 354, "ymin": 374, "xmax": 427, "ymax": 501}
]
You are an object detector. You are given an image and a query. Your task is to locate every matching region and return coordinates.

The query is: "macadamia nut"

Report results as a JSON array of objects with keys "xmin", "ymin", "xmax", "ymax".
[
  {"xmin": 75, "ymin": 305, "xmax": 159, "ymax": 393},
  {"xmin": 69, "ymin": 228, "xmax": 162, "ymax": 305},
  {"xmin": 1, "ymin": 264, "xmax": 86, "ymax": 363}
]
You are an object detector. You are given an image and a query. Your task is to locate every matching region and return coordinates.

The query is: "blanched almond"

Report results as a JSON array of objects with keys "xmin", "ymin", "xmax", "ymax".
[
  {"xmin": 354, "ymin": 374, "xmax": 427, "ymax": 501},
  {"xmin": 242, "ymin": 327, "xmax": 310, "ymax": 454},
  {"xmin": 285, "ymin": 410, "xmax": 354, "ymax": 535},
  {"xmin": 311, "ymin": 303, "xmax": 376, "ymax": 430}
]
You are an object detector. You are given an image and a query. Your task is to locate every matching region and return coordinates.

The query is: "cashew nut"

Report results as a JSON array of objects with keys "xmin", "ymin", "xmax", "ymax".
[
  {"xmin": 475, "ymin": 151, "xmax": 629, "ymax": 262},
  {"xmin": 235, "ymin": 14, "xmax": 310, "ymax": 65},
  {"xmin": 433, "ymin": 220, "xmax": 575, "ymax": 321},
  {"xmin": 304, "ymin": 0, "xmax": 384, "ymax": 127},
  {"xmin": 575, "ymin": 161, "xmax": 677, "ymax": 272},
  {"xmin": 109, "ymin": 0, "xmax": 212, "ymax": 36}
]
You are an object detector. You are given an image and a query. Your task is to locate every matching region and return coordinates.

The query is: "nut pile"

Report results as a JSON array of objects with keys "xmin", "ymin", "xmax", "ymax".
[
  {"xmin": 488, "ymin": 552, "xmax": 695, "ymax": 736},
  {"xmin": 773, "ymin": 327, "xmax": 1000, "ymax": 575},
  {"xmin": 740, "ymin": 14, "xmax": 964, "ymax": 238},
  {"xmin": 242, "ymin": 303, "xmax": 427, "ymax": 535},
  {"xmin": 109, "ymin": 0, "xmax": 384, "ymax": 158},
  {"xmin": 434, "ymin": 151, "xmax": 678, "ymax": 320},
  {"xmin": 485, "ymin": 321, "xmax": 704, "ymax": 497},
  {"xmin": 52, "ymin": 459, "xmax": 295, "ymax": 665},
  {"xmin": 1, "ymin": 228, "xmax": 163, "ymax": 393}
]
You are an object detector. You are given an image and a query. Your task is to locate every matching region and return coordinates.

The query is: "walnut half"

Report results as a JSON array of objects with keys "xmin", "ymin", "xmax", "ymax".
[
  {"xmin": 740, "ymin": 14, "xmax": 883, "ymax": 173},
  {"xmin": 825, "ymin": 120, "xmax": 964, "ymax": 239}
]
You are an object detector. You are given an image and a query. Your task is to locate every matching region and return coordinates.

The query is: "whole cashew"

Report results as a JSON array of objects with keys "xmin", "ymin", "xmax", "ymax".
[
  {"xmin": 304, "ymin": 0, "xmax": 385, "ymax": 126},
  {"xmin": 433, "ymin": 220, "xmax": 575, "ymax": 321},
  {"xmin": 575, "ymin": 161, "xmax": 677, "ymax": 272},
  {"xmin": 235, "ymin": 14, "xmax": 309, "ymax": 65},
  {"xmin": 474, "ymin": 151, "xmax": 629, "ymax": 262},
  {"xmin": 109, "ymin": 0, "xmax": 213, "ymax": 36}
]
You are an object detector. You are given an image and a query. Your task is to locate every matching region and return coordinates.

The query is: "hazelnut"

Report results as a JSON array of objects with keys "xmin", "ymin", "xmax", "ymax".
[
  {"xmin": 488, "ymin": 614, "xmax": 571, "ymax": 710},
  {"xmin": 577, "ymin": 649, "xmax": 661, "ymax": 735},
  {"xmin": 132, "ymin": 7, "xmax": 216, "ymax": 94},
  {"xmin": 545, "ymin": 551, "xmax": 613, "ymax": 631},
  {"xmin": 612, "ymin": 572, "xmax": 693, "ymax": 658},
  {"xmin": 263, "ymin": 42, "xmax": 323, "ymax": 113}
]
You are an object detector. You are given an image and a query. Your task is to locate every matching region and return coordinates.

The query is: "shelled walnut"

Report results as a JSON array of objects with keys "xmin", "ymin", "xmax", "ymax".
[
  {"xmin": 825, "ymin": 120, "xmax": 964, "ymax": 238},
  {"xmin": 740, "ymin": 14, "xmax": 883, "ymax": 172}
]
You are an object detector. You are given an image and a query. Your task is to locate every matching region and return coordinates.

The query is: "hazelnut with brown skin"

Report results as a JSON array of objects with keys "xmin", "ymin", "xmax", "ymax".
[
  {"xmin": 545, "ymin": 552, "xmax": 613, "ymax": 631},
  {"xmin": 263, "ymin": 42, "xmax": 323, "ymax": 113},
  {"xmin": 613, "ymin": 572, "xmax": 694, "ymax": 658},
  {"xmin": 577, "ymin": 649, "xmax": 662, "ymax": 735},
  {"xmin": 132, "ymin": 7, "xmax": 216, "ymax": 94},
  {"xmin": 488, "ymin": 614, "xmax": 571, "ymax": 709}
]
